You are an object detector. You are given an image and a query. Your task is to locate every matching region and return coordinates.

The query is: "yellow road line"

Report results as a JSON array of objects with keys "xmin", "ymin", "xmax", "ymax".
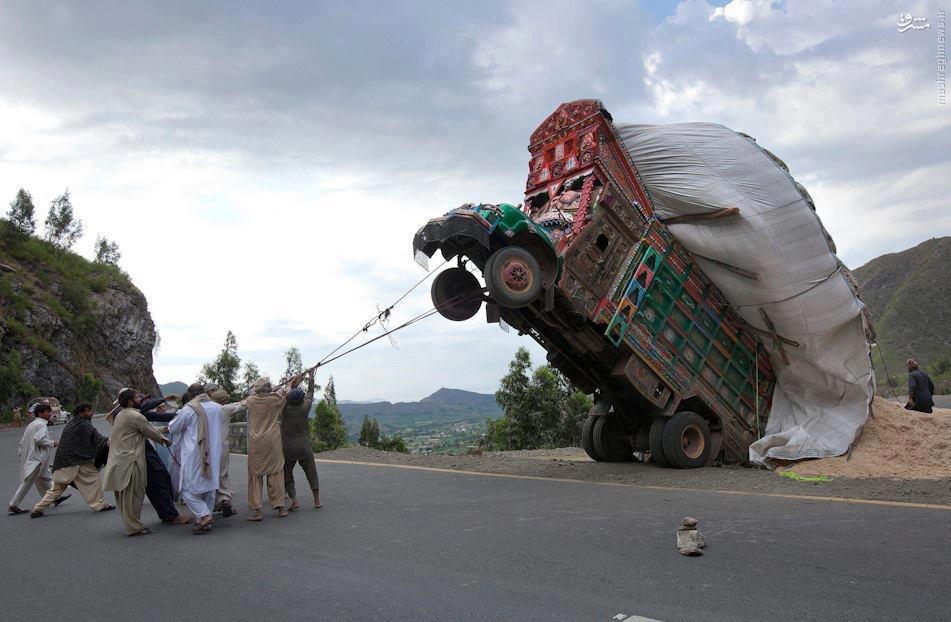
[{"xmin": 317, "ymin": 458, "xmax": 951, "ymax": 511}]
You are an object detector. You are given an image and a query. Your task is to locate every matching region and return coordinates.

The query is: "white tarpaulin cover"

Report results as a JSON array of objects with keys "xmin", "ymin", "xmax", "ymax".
[{"xmin": 616, "ymin": 123, "xmax": 875, "ymax": 465}]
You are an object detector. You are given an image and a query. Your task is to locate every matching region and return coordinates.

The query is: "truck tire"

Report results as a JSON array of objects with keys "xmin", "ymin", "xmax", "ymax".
[
  {"xmin": 484, "ymin": 247, "xmax": 542, "ymax": 308},
  {"xmin": 592, "ymin": 416, "xmax": 633, "ymax": 462},
  {"xmin": 649, "ymin": 417, "xmax": 670, "ymax": 467},
  {"xmin": 581, "ymin": 415, "xmax": 601, "ymax": 461},
  {"xmin": 431, "ymin": 267, "xmax": 483, "ymax": 321},
  {"xmin": 662, "ymin": 411, "xmax": 711, "ymax": 469}
]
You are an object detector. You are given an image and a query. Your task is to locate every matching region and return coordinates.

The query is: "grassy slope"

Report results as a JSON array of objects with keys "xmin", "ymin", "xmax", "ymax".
[
  {"xmin": 853, "ymin": 237, "xmax": 951, "ymax": 392},
  {"xmin": 0, "ymin": 220, "xmax": 137, "ymax": 416}
]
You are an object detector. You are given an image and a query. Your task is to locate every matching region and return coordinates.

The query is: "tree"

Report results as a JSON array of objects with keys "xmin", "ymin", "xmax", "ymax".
[
  {"xmin": 200, "ymin": 330, "xmax": 241, "ymax": 398},
  {"xmin": 239, "ymin": 361, "xmax": 260, "ymax": 397},
  {"xmin": 282, "ymin": 346, "xmax": 303, "ymax": 383},
  {"xmin": 310, "ymin": 398, "xmax": 347, "ymax": 452},
  {"xmin": 6, "ymin": 188, "xmax": 36, "ymax": 236},
  {"xmin": 44, "ymin": 189, "xmax": 84, "ymax": 250},
  {"xmin": 358, "ymin": 415, "xmax": 379, "ymax": 447},
  {"xmin": 74, "ymin": 373, "xmax": 103, "ymax": 410},
  {"xmin": 94, "ymin": 235, "xmax": 121, "ymax": 266},
  {"xmin": 357, "ymin": 415, "xmax": 406, "ymax": 452},
  {"xmin": 378, "ymin": 434, "xmax": 407, "ymax": 453},
  {"xmin": 324, "ymin": 375, "xmax": 337, "ymax": 409},
  {"xmin": 0, "ymin": 351, "xmax": 37, "ymax": 409},
  {"xmin": 483, "ymin": 347, "xmax": 593, "ymax": 450}
]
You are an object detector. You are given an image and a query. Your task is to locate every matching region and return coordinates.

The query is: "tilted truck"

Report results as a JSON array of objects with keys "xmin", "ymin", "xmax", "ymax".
[{"xmin": 413, "ymin": 100, "xmax": 775, "ymax": 468}]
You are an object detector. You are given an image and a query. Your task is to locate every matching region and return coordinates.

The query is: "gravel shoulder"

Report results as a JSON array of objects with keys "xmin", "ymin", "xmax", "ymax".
[{"xmin": 318, "ymin": 445, "xmax": 951, "ymax": 506}]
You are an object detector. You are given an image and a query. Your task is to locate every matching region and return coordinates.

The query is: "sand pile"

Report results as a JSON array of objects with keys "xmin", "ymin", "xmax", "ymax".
[{"xmin": 787, "ymin": 396, "xmax": 951, "ymax": 479}]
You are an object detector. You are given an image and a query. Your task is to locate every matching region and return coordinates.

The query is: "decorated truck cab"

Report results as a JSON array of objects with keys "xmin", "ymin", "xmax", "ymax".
[{"xmin": 413, "ymin": 100, "xmax": 775, "ymax": 468}]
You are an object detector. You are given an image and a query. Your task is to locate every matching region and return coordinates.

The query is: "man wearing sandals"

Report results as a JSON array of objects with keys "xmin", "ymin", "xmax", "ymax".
[
  {"xmin": 102, "ymin": 389, "xmax": 172, "ymax": 536},
  {"xmin": 169, "ymin": 383, "xmax": 223, "ymax": 533},
  {"xmin": 8, "ymin": 403, "xmax": 61, "ymax": 515},
  {"xmin": 31, "ymin": 403, "xmax": 115, "ymax": 518}
]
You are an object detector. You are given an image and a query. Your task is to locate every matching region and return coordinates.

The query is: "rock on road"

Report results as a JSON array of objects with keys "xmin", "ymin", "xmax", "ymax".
[{"xmin": 1, "ymin": 420, "xmax": 949, "ymax": 621}]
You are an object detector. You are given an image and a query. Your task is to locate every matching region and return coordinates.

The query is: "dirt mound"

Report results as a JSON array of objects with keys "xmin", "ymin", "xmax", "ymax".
[{"xmin": 787, "ymin": 396, "xmax": 951, "ymax": 479}]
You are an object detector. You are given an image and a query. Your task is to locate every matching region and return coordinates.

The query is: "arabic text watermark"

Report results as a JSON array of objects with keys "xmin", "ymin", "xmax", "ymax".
[{"xmin": 897, "ymin": 13, "xmax": 931, "ymax": 32}]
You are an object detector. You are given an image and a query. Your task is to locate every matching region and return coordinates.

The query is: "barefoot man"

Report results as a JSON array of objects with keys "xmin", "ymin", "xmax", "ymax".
[
  {"xmin": 245, "ymin": 375, "xmax": 300, "ymax": 521},
  {"xmin": 282, "ymin": 369, "xmax": 321, "ymax": 510}
]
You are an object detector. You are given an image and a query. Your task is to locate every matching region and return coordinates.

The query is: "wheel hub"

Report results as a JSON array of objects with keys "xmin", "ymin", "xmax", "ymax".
[
  {"xmin": 681, "ymin": 424, "xmax": 705, "ymax": 460},
  {"xmin": 500, "ymin": 259, "xmax": 532, "ymax": 292}
]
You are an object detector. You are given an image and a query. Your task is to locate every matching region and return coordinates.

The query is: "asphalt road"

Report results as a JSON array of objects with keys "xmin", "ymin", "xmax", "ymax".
[{"xmin": 2, "ymin": 421, "xmax": 950, "ymax": 621}]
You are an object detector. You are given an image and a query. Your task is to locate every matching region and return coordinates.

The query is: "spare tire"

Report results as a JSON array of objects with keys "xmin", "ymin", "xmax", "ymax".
[
  {"xmin": 484, "ymin": 247, "xmax": 542, "ymax": 308},
  {"xmin": 431, "ymin": 267, "xmax": 483, "ymax": 321}
]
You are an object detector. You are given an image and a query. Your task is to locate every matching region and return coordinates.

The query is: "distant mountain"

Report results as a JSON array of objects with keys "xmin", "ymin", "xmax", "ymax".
[
  {"xmin": 337, "ymin": 388, "xmax": 501, "ymax": 432},
  {"xmin": 159, "ymin": 381, "xmax": 188, "ymax": 397},
  {"xmin": 854, "ymin": 237, "xmax": 951, "ymax": 388}
]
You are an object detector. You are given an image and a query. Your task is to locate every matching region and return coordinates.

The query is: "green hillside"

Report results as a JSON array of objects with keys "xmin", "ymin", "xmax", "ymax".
[
  {"xmin": 853, "ymin": 237, "xmax": 951, "ymax": 393},
  {"xmin": 0, "ymin": 218, "xmax": 161, "ymax": 414}
]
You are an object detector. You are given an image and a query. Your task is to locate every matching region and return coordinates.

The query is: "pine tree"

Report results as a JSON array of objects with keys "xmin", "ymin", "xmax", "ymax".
[
  {"xmin": 6, "ymin": 188, "xmax": 36, "ymax": 236},
  {"xmin": 44, "ymin": 189, "xmax": 84, "ymax": 250},
  {"xmin": 282, "ymin": 346, "xmax": 303, "ymax": 383},
  {"xmin": 324, "ymin": 375, "xmax": 337, "ymax": 408},
  {"xmin": 94, "ymin": 235, "xmax": 121, "ymax": 266},
  {"xmin": 200, "ymin": 330, "xmax": 242, "ymax": 398},
  {"xmin": 310, "ymin": 398, "xmax": 348, "ymax": 452},
  {"xmin": 239, "ymin": 361, "xmax": 260, "ymax": 397},
  {"xmin": 359, "ymin": 415, "xmax": 374, "ymax": 446}
]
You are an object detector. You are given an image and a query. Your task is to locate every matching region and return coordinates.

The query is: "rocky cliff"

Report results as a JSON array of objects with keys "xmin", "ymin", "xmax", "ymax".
[{"xmin": 0, "ymin": 225, "xmax": 160, "ymax": 413}]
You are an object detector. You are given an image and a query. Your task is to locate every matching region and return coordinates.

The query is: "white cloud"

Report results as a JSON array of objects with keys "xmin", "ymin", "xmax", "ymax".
[{"xmin": 1, "ymin": 0, "xmax": 948, "ymax": 401}]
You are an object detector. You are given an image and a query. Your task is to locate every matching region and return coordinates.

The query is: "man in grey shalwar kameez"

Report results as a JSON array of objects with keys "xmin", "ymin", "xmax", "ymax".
[{"xmin": 8, "ymin": 404, "xmax": 63, "ymax": 515}]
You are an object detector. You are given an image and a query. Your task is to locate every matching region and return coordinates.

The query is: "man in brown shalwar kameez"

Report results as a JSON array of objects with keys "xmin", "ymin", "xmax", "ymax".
[
  {"xmin": 245, "ymin": 375, "xmax": 301, "ymax": 521},
  {"xmin": 102, "ymin": 389, "xmax": 172, "ymax": 536}
]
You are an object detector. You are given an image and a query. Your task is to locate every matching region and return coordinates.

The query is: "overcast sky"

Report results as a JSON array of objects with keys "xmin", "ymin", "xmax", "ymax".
[{"xmin": 2, "ymin": 1, "xmax": 948, "ymax": 401}]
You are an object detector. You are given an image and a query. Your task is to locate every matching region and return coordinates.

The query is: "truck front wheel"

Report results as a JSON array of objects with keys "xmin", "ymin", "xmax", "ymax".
[
  {"xmin": 662, "ymin": 411, "xmax": 711, "ymax": 469},
  {"xmin": 484, "ymin": 247, "xmax": 542, "ymax": 308}
]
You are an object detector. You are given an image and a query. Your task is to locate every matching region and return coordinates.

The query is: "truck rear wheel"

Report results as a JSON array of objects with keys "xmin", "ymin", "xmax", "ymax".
[
  {"xmin": 484, "ymin": 247, "xmax": 542, "ymax": 308},
  {"xmin": 431, "ymin": 267, "xmax": 483, "ymax": 321},
  {"xmin": 581, "ymin": 415, "xmax": 601, "ymax": 461},
  {"xmin": 592, "ymin": 416, "xmax": 633, "ymax": 462},
  {"xmin": 662, "ymin": 411, "xmax": 711, "ymax": 469},
  {"xmin": 649, "ymin": 417, "xmax": 669, "ymax": 467}
]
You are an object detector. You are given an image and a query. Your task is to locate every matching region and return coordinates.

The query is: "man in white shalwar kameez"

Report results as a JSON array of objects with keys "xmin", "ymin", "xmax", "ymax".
[
  {"xmin": 168, "ymin": 389, "xmax": 222, "ymax": 533},
  {"xmin": 8, "ymin": 404, "xmax": 61, "ymax": 514}
]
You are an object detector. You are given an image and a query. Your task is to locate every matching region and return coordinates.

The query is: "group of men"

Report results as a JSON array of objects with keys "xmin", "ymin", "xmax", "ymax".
[{"xmin": 7, "ymin": 369, "xmax": 322, "ymax": 536}]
